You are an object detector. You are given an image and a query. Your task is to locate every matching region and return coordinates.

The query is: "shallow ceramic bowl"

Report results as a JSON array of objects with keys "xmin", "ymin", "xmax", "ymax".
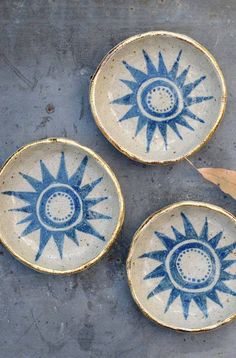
[
  {"xmin": 127, "ymin": 201, "xmax": 236, "ymax": 332},
  {"xmin": 0, "ymin": 138, "xmax": 124, "ymax": 274},
  {"xmin": 90, "ymin": 31, "xmax": 226, "ymax": 164}
]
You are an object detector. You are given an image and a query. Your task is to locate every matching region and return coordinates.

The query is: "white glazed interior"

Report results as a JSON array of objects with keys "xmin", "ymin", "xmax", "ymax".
[
  {"xmin": 0, "ymin": 140, "xmax": 123, "ymax": 273},
  {"xmin": 128, "ymin": 203, "xmax": 236, "ymax": 331},
  {"xmin": 91, "ymin": 32, "xmax": 225, "ymax": 163}
]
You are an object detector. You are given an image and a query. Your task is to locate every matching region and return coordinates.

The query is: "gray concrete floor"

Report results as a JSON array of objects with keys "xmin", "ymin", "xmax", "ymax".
[{"xmin": 0, "ymin": 0, "xmax": 236, "ymax": 357}]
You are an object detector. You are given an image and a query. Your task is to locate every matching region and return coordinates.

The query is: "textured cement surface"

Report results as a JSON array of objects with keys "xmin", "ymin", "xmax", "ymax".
[{"xmin": 0, "ymin": 1, "xmax": 236, "ymax": 357}]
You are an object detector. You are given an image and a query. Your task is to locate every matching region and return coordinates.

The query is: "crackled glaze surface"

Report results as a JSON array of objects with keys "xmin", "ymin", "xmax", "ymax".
[
  {"xmin": 127, "ymin": 202, "xmax": 236, "ymax": 331},
  {"xmin": 90, "ymin": 32, "xmax": 226, "ymax": 163},
  {"xmin": 0, "ymin": 139, "xmax": 124, "ymax": 274}
]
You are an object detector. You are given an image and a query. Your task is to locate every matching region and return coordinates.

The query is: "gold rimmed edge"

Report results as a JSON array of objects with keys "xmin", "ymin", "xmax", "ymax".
[
  {"xmin": 90, "ymin": 31, "xmax": 227, "ymax": 165},
  {"xmin": 126, "ymin": 200, "xmax": 236, "ymax": 332},
  {"xmin": 0, "ymin": 137, "xmax": 125, "ymax": 275}
]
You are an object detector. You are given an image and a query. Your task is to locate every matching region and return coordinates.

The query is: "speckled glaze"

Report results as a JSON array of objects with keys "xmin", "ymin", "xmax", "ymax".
[
  {"xmin": 0, "ymin": 138, "xmax": 124, "ymax": 274},
  {"xmin": 90, "ymin": 31, "xmax": 226, "ymax": 164},
  {"xmin": 127, "ymin": 202, "xmax": 236, "ymax": 332}
]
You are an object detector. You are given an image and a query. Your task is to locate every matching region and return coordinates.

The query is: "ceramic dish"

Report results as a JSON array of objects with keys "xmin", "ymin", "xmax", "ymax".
[
  {"xmin": 90, "ymin": 31, "xmax": 226, "ymax": 164},
  {"xmin": 127, "ymin": 201, "xmax": 236, "ymax": 332},
  {"xmin": 0, "ymin": 138, "xmax": 124, "ymax": 274}
]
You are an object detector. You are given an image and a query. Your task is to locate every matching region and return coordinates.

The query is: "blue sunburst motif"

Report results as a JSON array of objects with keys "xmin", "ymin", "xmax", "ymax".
[
  {"xmin": 140, "ymin": 213, "xmax": 236, "ymax": 319},
  {"xmin": 112, "ymin": 50, "xmax": 213, "ymax": 151},
  {"xmin": 2, "ymin": 153, "xmax": 111, "ymax": 261}
]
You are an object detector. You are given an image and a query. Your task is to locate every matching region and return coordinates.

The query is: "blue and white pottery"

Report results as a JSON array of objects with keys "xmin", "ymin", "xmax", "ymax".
[
  {"xmin": 0, "ymin": 138, "xmax": 124, "ymax": 274},
  {"xmin": 90, "ymin": 31, "xmax": 226, "ymax": 164},
  {"xmin": 127, "ymin": 202, "xmax": 236, "ymax": 331}
]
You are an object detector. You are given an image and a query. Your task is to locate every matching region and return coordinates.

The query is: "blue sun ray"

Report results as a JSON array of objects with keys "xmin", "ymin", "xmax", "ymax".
[
  {"xmin": 35, "ymin": 229, "xmax": 51, "ymax": 261},
  {"xmin": 2, "ymin": 153, "xmax": 111, "ymax": 260},
  {"xmin": 164, "ymin": 287, "xmax": 180, "ymax": 313},
  {"xmin": 147, "ymin": 276, "xmax": 172, "ymax": 299},
  {"xmin": 199, "ymin": 217, "xmax": 208, "ymax": 241},
  {"xmin": 220, "ymin": 271, "xmax": 236, "ymax": 281},
  {"xmin": 157, "ymin": 52, "xmax": 168, "ymax": 76},
  {"xmin": 182, "ymin": 108, "xmax": 205, "ymax": 123},
  {"xmin": 113, "ymin": 50, "xmax": 213, "ymax": 151},
  {"xmin": 86, "ymin": 210, "xmax": 111, "ymax": 220},
  {"xmin": 171, "ymin": 225, "xmax": 186, "ymax": 242},
  {"xmin": 175, "ymin": 116, "xmax": 194, "ymax": 131},
  {"xmin": 181, "ymin": 212, "xmax": 198, "ymax": 240},
  {"xmin": 208, "ymin": 231, "xmax": 223, "ymax": 249},
  {"xmin": 21, "ymin": 220, "xmax": 40, "ymax": 237},
  {"xmin": 216, "ymin": 242, "xmax": 236, "ymax": 260},
  {"xmin": 221, "ymin": 260, "xmax": 236, "ymax": 270},
  {"xmin": 66, "ymin": 229, "xmax": 79, "ymax": 246},
  {"xmin": 168, "ymin": 122, "xmax": 183, "ymax": 140},
  {"xmin": 80, "ymin": 177, "xmax": 103, "ymax": 198},
  {"xmin": 57, "ymin": 152, "xmax": 68, "ymax": 183},
  {"xmin": 66, "ymin": 228, "xmax": 76, "ymax": 239},
  {"xmin": 193, "ymin": 295, "xmax": 208, "ymax": 318},
  {"xmin": 112, "ymin": 93, "xmax": 135, "ymax": 105},
  {"xmin": 19, "ymin": 172, "xmax": 43, "ymax": 191},
  {"xmin": 168, "ymin": 50, "xmax": 182, "ymax": 80},
  {"xmin": 143, "ymin": 50, "xmax": 157, "ymax": 76},
  {"xmin": 144, "ymin": 264, "xmax": 166, "ymax": 280},
  {"xmin": 122, "ymin": 60, "xmax": 147, "ymax": 83},
  {"xmin": 139, "ymin": 250, "xmax": 168, "ymax": 262},
  {"xmin": 135, "ymin": 116, "xmax": 147, "ymax": 136},
  {"xmin": 40, "ymin": 160, "xmax": 55, "ymax": 184},
  {"xmin": 53, "ymin": 232, "xmax": 64, "ymax": 259},
  {"xmin": 185, "ymin": 96, "xmax": 213, "ymax": 107},
  {"xmin": 9, "ymin": 205, "xmax": 33, "ymax": 213},
  {"xmin": 17, "ymin": 214, "xmax": 34, "ymax": 225},
  {"xmin": 76, "ymin": 221, "xmax": 105, "ymax": 241},
  {"xmin": 216, "ymin": 281, "xmax": 236, "ymax": 296},
  {"xmin": 182, "ymin": 75, "xmax": 206, "ymax": 97},
  {"xmin": 67, "ymin": 236, "xmax": 79, "ymax": 247},
  {"xmin": 176, "ymin": 65, "xmax": 190, "ymax": 88},
  {"xmin": 120, "ymin": 79, "xmax": 138, "ymax": 92},
  {"xmin": 206, "ymin": 289, "xmax": 223, "ymax": 307},
  {"xmin": 85, "ymin": 196, "xmax": 108, "ymax": 208},
  {"xmin": 180, "ymin": 293, "xmax": 191, "ymax": 319},
  {"xmin": 119, "ymin": 106, "xmax": 139, "ymax": 122},
  {"xmin": 157, "ymin": 123, "xmax": 168, "ymax": 149},
  {"xmin": 3, "ymin": 191, "xmax": 38, "ymax": 204},
  {"xmin": 146, "ymin": 121, "xmax": 156, "ymax": 152},
  {"xmin": 69, "ymin": 155, "xmax": 88, "ymax": 187},
  {"xmin": 155, "ymin": 231, "xmax": 176, "ymax": 250}
]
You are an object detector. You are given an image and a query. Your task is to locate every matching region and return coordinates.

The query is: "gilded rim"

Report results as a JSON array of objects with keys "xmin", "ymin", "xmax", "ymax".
[
  {"xmin": 126, "ymin": 201, "xmax": 236, "ymax": 332},
  {"xmin": 90, "ymin": 31, "xmax": 227, "ymax": 165},
  {"xmin": 0, "ymin": 137, "xmax": 125, "ymax": 275}
]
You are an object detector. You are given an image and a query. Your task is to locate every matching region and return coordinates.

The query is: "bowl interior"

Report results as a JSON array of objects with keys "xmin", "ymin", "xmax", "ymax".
[
  {"xmin": 91, "ymin": 32, "xmax": 225, "ymax": 163},
  {"xmin": 128, "ymin": 203, "xmax": 236, "ymax": 331},
  {"xmin": 0, "ymin": 140, "xmax": 123, "ymax": 273}
]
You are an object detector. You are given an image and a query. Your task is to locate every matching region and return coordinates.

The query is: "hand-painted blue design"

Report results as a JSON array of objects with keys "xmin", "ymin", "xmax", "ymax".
[
  {"xmin": 112, "ymin": 50, "xmax": 213, "ymax": 151},
  {"xmin": 2, "ymin": 153, "xmax": 111, "ymax": 261},
  {"xmin": 140, "ymin": 213, "xmax": 236, "ymax": 319}
]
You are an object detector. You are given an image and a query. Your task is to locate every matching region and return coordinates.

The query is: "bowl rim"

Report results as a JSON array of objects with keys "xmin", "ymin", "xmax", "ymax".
[
  {"xmin": 126, "ymin": 200, "xmax": 236, "ymax": 332},
  {"xmin": 90, "ymin": 30, "xmax": 227, "ymax": 165},
  {"xmin": 0, "ymin": 137, "xmax": 125, "ymax": 275}
]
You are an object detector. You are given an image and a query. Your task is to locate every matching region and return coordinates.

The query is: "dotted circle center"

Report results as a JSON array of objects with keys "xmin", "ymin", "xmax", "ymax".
[
  {"xmin": 46, "ymin": 191, "xmax": 75, "ymax": 223},
  {"xmin": 176, "ymin": 248, "xmax": 212, "ymax": 284},
  {"xmin": 146, "ymin": 86, "xmax": 175, "ymax": 113}
]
